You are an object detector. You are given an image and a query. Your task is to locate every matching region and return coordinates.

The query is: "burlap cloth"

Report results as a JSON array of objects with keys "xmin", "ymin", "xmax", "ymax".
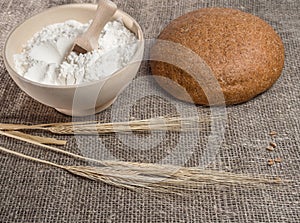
[{"xmin": 0, "ymin": 0, "xmax": 299, "ymax": 222}]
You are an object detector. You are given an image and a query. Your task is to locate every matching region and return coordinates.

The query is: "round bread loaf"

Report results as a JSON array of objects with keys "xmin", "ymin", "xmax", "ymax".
[{"xmin": 150, "ymin": 8, "xmax": 285, "ymax": 105}]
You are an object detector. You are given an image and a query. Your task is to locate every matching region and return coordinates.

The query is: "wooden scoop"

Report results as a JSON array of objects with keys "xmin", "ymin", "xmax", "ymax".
[{"xmin": 70, "ymin": 0, "xmax": 117, "ymax": 55}]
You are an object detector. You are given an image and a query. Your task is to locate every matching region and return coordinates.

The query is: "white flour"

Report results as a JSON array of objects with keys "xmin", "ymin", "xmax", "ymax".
[{"xmin": 14, "ymin": 20, "xmax": 138, "ymax": 85}]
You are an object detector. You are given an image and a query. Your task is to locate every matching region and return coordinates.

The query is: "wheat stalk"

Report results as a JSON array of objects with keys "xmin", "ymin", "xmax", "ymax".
[
  {"xmin": 0, "ymin": 129, "xmax": 284, "ymax": 195},
  {"xmin": 0, "ymin": 116, "xmax": 223, "ymax": 135},
  {"xmin": 5, "ymin": 131, "xmax": 67, "ymax": 145},
  {"xmin": 0, "ymin": 145, "xmax": 282, "ymax": 195},
  {"xmin": 0, "ymin": 118, "xmax": 285, "ymax": 195},
  {"xmin": 0, "ymin": 130, "xmax": 104, "ymax": 164}
]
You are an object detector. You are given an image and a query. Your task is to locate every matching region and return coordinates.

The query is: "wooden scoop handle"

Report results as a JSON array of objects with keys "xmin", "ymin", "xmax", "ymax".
[{"xmin": 82, "ymin": 0, "xmax": 117, "ymax": 48}]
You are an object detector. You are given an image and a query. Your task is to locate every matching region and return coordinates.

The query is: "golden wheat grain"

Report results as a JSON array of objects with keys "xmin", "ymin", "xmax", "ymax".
[
  {"xmin": 0, "ymin": 144, "xmax": 283, "ymax": 195},
  {"xmin": 0, "ymin": 116, "xmax": 223, "ymax": 135}
]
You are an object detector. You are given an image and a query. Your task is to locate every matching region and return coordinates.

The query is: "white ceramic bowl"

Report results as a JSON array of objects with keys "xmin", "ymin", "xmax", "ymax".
[{"xmin": 4, "ymin": 4, "xmax": 144, "ymax": 116}]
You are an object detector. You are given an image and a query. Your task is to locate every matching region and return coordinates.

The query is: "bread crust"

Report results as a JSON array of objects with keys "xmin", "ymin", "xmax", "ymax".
[{"xmin": 150, "ymin": 8, "xmax": 285, "ymax": 105}]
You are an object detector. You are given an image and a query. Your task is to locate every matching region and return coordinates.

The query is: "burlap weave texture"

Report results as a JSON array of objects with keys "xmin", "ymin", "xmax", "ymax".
[{"xmin": 0, "ymin": 0, "xmax": 299, "ymax": 222}]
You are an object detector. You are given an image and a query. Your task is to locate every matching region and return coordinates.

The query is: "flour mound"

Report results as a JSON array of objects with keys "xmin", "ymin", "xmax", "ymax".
[{"xmin": 14, "ymin": 20, "xmax": 138, "ymax": 85}]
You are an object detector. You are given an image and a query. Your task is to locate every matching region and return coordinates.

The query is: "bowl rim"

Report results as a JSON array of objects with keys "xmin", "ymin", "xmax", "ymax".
[{"xmin": 3, "ymin": 3, "xmax": 144, "ymax": 89}]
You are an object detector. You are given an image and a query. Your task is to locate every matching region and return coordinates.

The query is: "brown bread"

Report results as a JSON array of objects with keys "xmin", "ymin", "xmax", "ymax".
[{"xmin": 150, "ymin": 8, "xmax": 285, "ymax": 105}]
